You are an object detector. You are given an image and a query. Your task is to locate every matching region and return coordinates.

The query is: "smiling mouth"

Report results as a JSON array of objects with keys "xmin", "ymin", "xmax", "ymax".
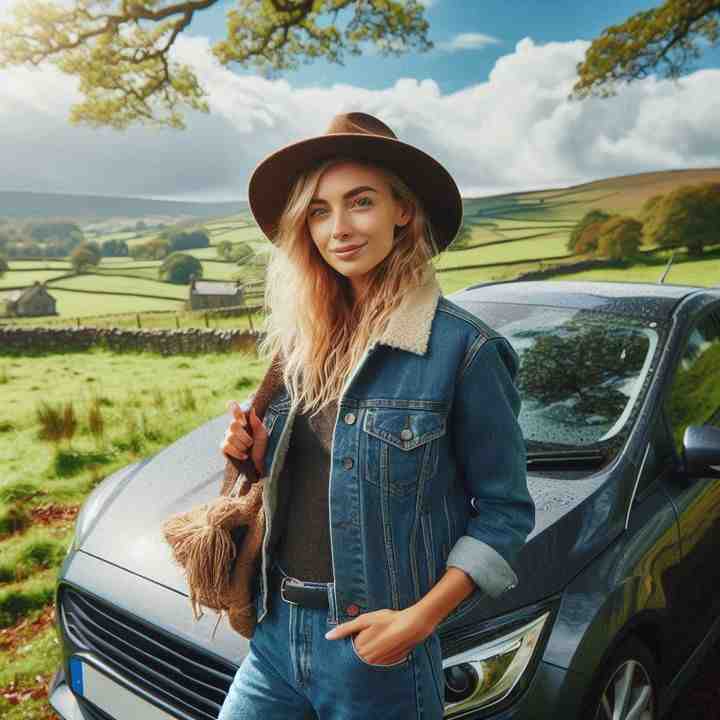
[{"xmin": 334, "ymin": 243, "xmax": 367, "ymax": 256}]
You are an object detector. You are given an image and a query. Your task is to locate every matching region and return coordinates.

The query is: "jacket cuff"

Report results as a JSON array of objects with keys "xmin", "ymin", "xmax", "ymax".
[{"xmin": 446, "ymin": 535, "xmax": 519, "ymax": 599}]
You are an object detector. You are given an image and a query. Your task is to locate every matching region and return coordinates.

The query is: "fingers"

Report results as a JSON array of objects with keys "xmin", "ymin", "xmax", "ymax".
[
  {"xmin": 325, "ymin": 617, "xmax": 365, "ymax": 639},
  {"xmin": 222, "ymin": 436, "xmax": 248, "ymax": 460},
  {"xmin": 227, "ymin": 400, "xmax": 247, "ymax": 423},
  {"xmin": 229, "ymin": 422, "xmax": 253, "ymax": 444},
  {"xmin": 248, "ymin": 407, "xmax": 269, "ymax": 435}
]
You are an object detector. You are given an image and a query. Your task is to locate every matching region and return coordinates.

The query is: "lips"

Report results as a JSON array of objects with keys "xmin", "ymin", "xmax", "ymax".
[{"xmin": 334, "ymin": 243, "xmax": 366, "ymax": 255}]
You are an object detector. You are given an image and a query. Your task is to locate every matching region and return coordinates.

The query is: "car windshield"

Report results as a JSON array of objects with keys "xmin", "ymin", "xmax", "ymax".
[{"xmin": 458, "ymin": 300, "xmax": 662, "ymax": 454}]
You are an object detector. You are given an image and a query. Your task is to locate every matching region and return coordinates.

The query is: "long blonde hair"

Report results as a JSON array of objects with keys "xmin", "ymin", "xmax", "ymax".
[{"xmin": 257, "ymin": 156, "xmax": 441, "ymax": 417}]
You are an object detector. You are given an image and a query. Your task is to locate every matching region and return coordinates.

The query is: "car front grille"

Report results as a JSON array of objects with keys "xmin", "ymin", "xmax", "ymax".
[{"xmin": 59, "ymin": 585, "xmax": 237, "ymax": 720}]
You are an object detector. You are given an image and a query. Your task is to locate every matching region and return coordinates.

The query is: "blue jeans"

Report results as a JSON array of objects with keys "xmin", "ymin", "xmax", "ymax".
[{"xmin": 217, "ymin": 561, "xmax": 445, "ymax": 719}]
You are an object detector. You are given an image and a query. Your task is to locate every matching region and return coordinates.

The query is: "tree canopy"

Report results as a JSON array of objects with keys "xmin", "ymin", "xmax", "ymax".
[
  {"xmin": 3, "ymin": 0, "xmax": 717, "ymax": 128},
  {"xmin": 160, "ymin": 251, "xmax": 202, "ymax": 283},
  {"xmin": 71, "ymin": 241, "xmax": 102, "ymax": 271},
  {"xmin": 595, "ymin": 217, "xmax": 642, "ymax": 261},
  {"xmin": 642, "ymin": 182, "xmax": 720, "ymax": 256},
  {"xmin": 572, "ymin": 0, "xmax": 720, "ymax": 99},
  {"xmin": 0, "ymin": 0, "xmax": 431, "ymax": 129}
]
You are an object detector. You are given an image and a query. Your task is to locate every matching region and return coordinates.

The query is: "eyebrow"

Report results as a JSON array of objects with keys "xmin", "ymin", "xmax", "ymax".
[{"xmin": 309, "ymin": 185, "xmax": 378, "ymax": 205}]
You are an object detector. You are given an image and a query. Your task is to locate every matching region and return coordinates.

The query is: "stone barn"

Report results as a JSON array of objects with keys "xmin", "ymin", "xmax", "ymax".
[
  {"xmin": 4, "ymin": 282, "xmax": 58, "ymax": 317},
  {"xmin": 188, "ymin": 275, "xmax": 244, "ymax": 311}
]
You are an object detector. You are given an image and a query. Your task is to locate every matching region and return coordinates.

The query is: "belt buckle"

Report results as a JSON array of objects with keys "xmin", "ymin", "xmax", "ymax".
[{"xmin": 280, "ymin": 576, "xmax": 299, "ymax": 606}]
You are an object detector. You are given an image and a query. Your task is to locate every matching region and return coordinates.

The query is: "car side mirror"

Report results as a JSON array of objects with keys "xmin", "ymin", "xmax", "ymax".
[{"xmin": 683, "ymin": 425, "xmax": 720, "ymax": 477}]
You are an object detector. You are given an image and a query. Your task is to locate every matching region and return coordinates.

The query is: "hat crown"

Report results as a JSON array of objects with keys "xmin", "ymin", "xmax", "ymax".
[{"xmin": 325, "ymin": 112, "xmax": 397, "ymax": 139}]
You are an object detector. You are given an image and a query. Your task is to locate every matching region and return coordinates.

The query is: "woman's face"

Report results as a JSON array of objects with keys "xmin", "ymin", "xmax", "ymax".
[{"xmin": 306, "ymin": 161, "xmax": 410, "ymax": 299}]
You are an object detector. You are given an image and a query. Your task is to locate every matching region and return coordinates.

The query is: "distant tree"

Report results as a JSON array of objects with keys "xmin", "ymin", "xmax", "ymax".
[
  {"xmin": 101, "ymin": 238, "xmax": 129, "ymax": 257},
  {"xmin": 568, "ymin": 210, "xmax": 611, "ymax": 254},
  {"xmin": 159, "ymin": 252, "xmax": 202, "ymax": 284},
  {"xmin": 130, "ymin": 237, "xmax": 170, "ymax": 260},
  {"xmin": 71, "ymin": 244, "xmax": 101, "ymax": 272},
  {"xmin": 596, "ymin": 217, "xmax": 643, "ymax": 260},
  {"xmin": 165, "ymin": 228, "xmax": 211, "ymax": 252},
  {"xmin": 643, "ymin": 183, "xmax": 720, "ymax": 257},
  {"xmin": 572, "ymin": 0, "xmax": 720, "ymax": 100},
  {"xmin": 28, "ymin": 221, "xmax": 83, "ymax": 245},
  {"xmin": 147, "ymin": 238, "xmax": 171, "ymax": 259},
  {"xmin": 136, "ymin": 220, "xmax": 147, "ymax": 231},
  {"xmin": 0, "ymin": 255, "xmax": 7, "ymax": 277}
]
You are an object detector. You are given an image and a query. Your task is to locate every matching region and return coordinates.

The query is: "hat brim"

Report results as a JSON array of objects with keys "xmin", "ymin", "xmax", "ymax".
[{"xmin": 247, "ymin": 133, "xmax": 463, "ymax": 255}]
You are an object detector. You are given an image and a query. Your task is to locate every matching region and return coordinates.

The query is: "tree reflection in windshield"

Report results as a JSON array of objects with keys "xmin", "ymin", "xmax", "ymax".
[
  {"xmin": 463, "ymin": 302, "xmax": 661, "ymax": 451},
  {"xmin": 518, "ymin": 323, "xmax": 649, "ymax": 426}
]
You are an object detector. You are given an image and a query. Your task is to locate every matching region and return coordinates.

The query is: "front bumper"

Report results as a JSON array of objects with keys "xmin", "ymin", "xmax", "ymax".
[
  {"xmin": 49, "ymin": 658, "xmax": 584, "ymax": 720},
  {"xmin": 51, "ymin": 551, "xmax": 589, "ymax": 720}
]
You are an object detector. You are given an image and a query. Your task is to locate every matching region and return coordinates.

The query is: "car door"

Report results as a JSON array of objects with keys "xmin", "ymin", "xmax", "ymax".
[{"xmin": 661, "ymin": 308, "xmax": 720, "ymax": 656}]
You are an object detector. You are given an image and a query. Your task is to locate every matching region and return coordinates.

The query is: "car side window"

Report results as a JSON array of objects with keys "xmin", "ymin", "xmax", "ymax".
[{"xmin": 664, "ymin": 311, "xmax": 720, "ymax": 457}]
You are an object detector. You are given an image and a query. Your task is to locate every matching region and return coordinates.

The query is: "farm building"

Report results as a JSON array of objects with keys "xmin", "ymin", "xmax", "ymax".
[
  {"xmin": 188, "ymin": 275, "xmax": 244, "ymax": 311},
  {"xmin": 3, "ymin": 281, "xmax": 58, "ymax": 317}
]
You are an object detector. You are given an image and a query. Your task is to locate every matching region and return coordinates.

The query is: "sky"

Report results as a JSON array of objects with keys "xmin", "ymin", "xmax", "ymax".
[{"xmin": 0, "ymin": 0, "xmax": 719, "ymax": 202}]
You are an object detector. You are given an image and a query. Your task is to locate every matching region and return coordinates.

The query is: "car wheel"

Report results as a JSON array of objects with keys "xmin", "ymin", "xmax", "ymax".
[{"xmin": 583, "ymin": 636, "xmax": 658, "ymax": 720}]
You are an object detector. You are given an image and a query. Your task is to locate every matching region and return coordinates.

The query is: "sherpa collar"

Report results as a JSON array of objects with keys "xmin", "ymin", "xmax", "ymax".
[{"xmin": 375, "ymin": 268, "xmax": 443, "ymax": 357}]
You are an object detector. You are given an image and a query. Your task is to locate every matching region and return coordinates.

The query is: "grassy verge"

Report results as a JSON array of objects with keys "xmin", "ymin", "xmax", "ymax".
[{"xmin": 0, "ymin": 347, "xmax": 270, "ymax": 718}]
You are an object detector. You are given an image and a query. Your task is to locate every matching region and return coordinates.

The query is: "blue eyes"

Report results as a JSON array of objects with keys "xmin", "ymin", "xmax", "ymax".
[{"xmin": 308, "ymin": 196, "xmax": 373, "ymax": 218}]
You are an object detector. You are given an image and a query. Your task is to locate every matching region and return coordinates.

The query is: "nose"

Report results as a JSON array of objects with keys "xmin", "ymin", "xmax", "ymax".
[{"xmin": 331, "ymin": 208, "xmax": 352, "ymax": 239}]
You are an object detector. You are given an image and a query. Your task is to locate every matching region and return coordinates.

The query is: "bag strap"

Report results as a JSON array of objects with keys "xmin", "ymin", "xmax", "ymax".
[{"xmin": 221, "ymin": 350, "xmax": 285, "ymax": 497}]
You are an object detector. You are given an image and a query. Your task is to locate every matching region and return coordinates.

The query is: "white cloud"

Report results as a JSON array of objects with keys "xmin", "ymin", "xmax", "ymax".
[
  {"xmin": 436, "ymin": 32, "xmax": 501, "ymax": 53},
  {"xmin": 0, "ymin": 35, "xmax": 718, "ymax": 202}
]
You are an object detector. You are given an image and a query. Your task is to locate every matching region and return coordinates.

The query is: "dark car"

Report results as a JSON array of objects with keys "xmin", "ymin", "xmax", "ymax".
[{"xmin": 49, "ymin": 279, "xmax": 720, "ymax": 720}]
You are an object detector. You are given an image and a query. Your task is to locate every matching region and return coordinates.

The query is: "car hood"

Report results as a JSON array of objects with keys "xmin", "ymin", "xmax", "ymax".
[{"xmin": 78, "ymin": 414, "xmax": 632, "ymax": 623}]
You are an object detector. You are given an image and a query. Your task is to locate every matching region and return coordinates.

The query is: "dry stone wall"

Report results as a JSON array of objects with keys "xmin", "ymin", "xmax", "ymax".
[{"xmin": 0, "ymin": 326, "xmax": 263, "ymax": 355}]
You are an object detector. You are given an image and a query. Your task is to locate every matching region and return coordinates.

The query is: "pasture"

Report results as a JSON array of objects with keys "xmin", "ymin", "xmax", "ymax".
[{"xmin": 0, "ymin": 348, "xmax": 269, "ymax": 719}]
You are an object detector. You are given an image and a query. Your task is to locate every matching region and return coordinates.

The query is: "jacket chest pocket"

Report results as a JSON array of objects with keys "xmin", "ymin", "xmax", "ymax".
[{"xmin": 362, "ymin": 408, "xmax": 447, "ymax": 497}]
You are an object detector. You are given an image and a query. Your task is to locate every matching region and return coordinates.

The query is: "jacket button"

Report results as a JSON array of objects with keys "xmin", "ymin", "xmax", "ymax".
[
  {"xmin": 343, "ymin": 457, "xmax": 354, "ymax": 470},
  {"xmin": 346, "ymin": 604, "xmax": 360, "ymax": 616},
  {"xmin": 400, "ymin": 428, "xmax": 413, "ymax": 440},
  {"xmin": 344, "ymin": 412, "xmax": 356, "ymax": 425}
]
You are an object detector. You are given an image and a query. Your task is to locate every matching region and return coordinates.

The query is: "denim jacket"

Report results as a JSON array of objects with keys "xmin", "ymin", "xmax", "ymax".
[{"xmin": 247, "ymin": 270, "xmax": 535, "ymax": 629}]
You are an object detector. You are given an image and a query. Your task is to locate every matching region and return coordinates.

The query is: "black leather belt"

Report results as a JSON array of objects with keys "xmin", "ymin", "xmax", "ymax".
[{"xmin": 271, "ymin": 566, "xmax": 331, "ymax": 609}]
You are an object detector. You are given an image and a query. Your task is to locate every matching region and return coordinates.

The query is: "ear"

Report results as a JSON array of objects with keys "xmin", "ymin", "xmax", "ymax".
[{"xmin": 395, "ymin": 198, "xmax": 412, "ymax": 228}]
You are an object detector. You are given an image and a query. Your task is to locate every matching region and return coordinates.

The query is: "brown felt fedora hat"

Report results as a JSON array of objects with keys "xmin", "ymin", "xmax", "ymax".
[{"xmin": 247, "ymin": 112, "xmax": 463, "ymax": 255}]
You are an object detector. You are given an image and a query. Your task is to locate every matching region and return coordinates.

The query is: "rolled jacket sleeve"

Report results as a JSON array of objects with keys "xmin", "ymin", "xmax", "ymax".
[{"xmin": 446, "ymin": 336, "xmax": 535, "ymax": 598}]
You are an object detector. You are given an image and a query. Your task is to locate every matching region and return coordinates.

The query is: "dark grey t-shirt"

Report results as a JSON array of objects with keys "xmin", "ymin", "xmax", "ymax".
[{"xmin": 274, "ymin": 399, "xmax": 339, "ymax": 582}]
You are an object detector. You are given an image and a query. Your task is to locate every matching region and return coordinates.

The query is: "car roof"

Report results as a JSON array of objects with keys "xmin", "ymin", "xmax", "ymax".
[{"xmin": 453, "ymin": 279, "xmax": 717, "ymax": 321}]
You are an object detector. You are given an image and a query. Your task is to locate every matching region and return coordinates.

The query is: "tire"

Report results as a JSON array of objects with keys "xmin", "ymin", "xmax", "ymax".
[{"xmin": 580, "ymin": 636, "xmax": 659, "ymax": 720}]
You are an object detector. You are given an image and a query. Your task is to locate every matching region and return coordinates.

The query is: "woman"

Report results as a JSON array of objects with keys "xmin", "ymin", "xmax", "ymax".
[{"xmin": 218, "ymin": 112, "xmax": 535, "ymax": 719}]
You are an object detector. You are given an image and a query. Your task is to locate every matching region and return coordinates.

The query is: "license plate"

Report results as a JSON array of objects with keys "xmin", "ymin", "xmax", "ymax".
[{"xmin": 69, "ymin": 657, "xmax": 178, "ymax": 720}]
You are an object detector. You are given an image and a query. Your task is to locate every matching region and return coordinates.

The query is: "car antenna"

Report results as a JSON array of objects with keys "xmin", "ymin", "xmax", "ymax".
[{"xmin": 657, "ymin": 251, "xmax": 675, "ymax": 284}]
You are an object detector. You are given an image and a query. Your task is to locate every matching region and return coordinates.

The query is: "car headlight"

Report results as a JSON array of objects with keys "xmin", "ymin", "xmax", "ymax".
[{"xmin": 442, "ymin": 609, "xmax": 551, "ymax": 716}]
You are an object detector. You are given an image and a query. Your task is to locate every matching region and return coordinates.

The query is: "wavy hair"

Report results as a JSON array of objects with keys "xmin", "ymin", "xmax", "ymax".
[{"xmin": 257, "ymin": 156, "xmax": 441, "ymax": 417}]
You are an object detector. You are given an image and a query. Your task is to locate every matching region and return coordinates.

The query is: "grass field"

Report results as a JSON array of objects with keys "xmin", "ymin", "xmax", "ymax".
[
  {"xmin": 552, "ymin": 247, "xmax": 720, "ymax": 287},
  {"xmin": 0, "ymin": 348, "xmax": 270, "ymax": 719}
]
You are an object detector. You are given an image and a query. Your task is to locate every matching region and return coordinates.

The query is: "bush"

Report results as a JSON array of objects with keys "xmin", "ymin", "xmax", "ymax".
[{"xmin": 159, "ymin": 252, "xmax": 203, "ymax": 284}]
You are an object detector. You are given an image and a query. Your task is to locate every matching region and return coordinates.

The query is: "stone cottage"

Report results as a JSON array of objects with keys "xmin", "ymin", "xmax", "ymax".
[
  {"xmin": 188, "ymin": 275, "xmax": 244, "ymax": 311},
  {"xmin": 3, "ymin": 282, "xmax": 58, "ymax": 317}
]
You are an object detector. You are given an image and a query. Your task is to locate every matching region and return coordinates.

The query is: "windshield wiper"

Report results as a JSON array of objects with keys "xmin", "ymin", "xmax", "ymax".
[{"xmin": 527, "ymin": 449, "xmax": 607, "ymax": 470}]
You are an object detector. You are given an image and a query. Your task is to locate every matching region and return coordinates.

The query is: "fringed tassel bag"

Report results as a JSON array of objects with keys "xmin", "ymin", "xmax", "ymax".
[{"xmin": 161, "ymin": 351, "xmax": 286, "ymax": 640}]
